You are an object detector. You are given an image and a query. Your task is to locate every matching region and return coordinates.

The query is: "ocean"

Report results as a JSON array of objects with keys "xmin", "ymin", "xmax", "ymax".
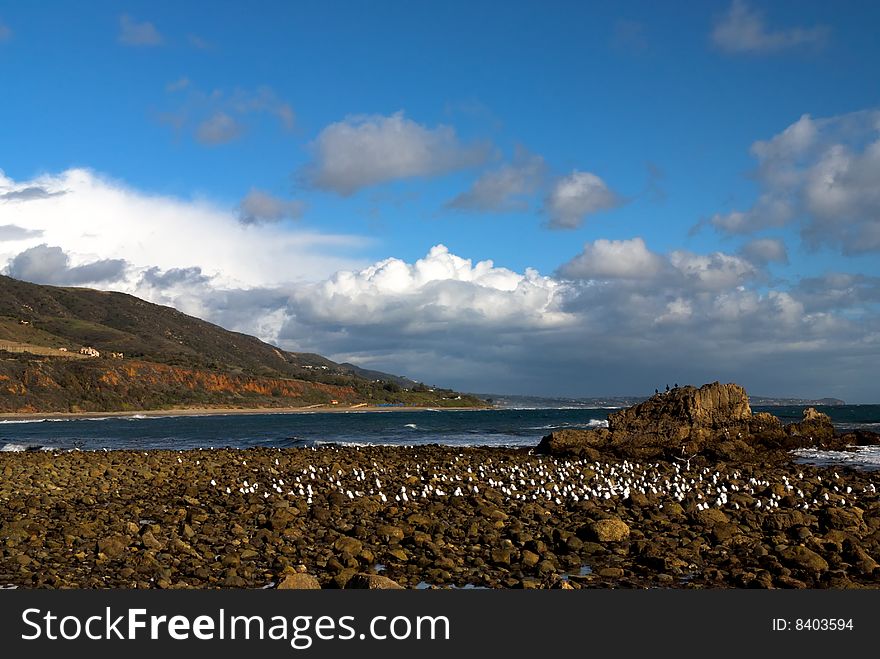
[{"xmin": 1, "ymin": 405, "xmax": 879, "ymax": 465}]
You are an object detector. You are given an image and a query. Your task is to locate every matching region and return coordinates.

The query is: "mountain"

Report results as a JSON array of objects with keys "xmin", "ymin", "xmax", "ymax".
[{"xmin": 0, "ymin": 275, "xmax": 484, "ymax": 413}]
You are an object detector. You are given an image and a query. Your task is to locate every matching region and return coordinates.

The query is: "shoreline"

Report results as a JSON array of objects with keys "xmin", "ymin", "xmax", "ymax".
[{"xmin": 0, "ymin": 404, "xmax": 495, "ymax": 421}]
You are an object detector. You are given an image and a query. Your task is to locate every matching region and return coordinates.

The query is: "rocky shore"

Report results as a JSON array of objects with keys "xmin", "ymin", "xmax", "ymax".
[
  {"xmin": 1, "ymin": 382, "xmax": 878, "ymax": 590},
  {"xmin": 0, "ymin": 443, "xmax": 878, "ymax": 589}
]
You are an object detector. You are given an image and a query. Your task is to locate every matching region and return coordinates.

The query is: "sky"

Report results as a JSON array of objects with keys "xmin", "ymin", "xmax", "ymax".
[{"xmin": 1, "ymin": 1, "xmax": 879, "ymax": 401}]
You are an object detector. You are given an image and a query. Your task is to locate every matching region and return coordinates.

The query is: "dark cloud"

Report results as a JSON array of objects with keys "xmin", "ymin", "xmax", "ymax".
[
  {"xmin": 6, "ymin": 244, "xmax": 127, "ymax": 286},
  {"xmin": 0, "ymin": 224, "xmax": 43, "ymax": 241},
  {"xmin": 238, "ymin": 189, "xmax": 305, "ymax": 225},
  {"xmin": 0, "ymin": 186, "xmax": 66, "ymax": 202},
  {"xmin": 140, "ymin": 266, "xmax": 211, "ymax": 289},
  {"xmin": 445, "ymin": 147, "xmax": 546, "ymax": 213}
]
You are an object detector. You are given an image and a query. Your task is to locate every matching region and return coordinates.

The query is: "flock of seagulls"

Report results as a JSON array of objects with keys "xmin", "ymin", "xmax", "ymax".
[{"xmin": 200, "ymin": 446, "xmax": 877, "ymax": 514}]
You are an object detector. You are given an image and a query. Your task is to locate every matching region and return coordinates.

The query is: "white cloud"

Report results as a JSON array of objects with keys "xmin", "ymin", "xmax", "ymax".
[
  {"xmin": 276, "ymin": 243, "xmax": 878, "ymax": 400},
  {"xmin": 544, "ymin": 170, "xmax": 620, "ymax": 229},
  {"xmin": 284, "ymin": 244, "xmax": 569, "ymax": 331},
  {"xmin": 711, "ymin": 1, "xmax": 828, "ymax": 54},
  {"xmin": 305, "ymin": 112, "xmax": 490, "ymax": 195},
  {"xmin": 118, "ymin": 15, "xmax": 163, "ymax": 47},
  {"xmin": 446, "ymin": 147, "xmax": 546, "ymax": 212},
  {"xmin": 557, "ymin": 238, "xmax": 666, "ymax": 280},
  {"xmin": 238, "ymin": 188, "xmax": 305, "ymax": 225},
  {"xmin": 706, "ymin": 109, "xmax": 880, "ymax": 253},
  {"xmin": 2, "ymin": 179, "xmax": 876, "ymax": 400},
  {"xmin": 0, "ymin": 167, "xmax": 368, "ymax": 294}
]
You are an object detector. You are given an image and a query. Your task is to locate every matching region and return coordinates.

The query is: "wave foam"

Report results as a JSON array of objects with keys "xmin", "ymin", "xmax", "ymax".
[{"xmin": 793, "ymin": 446, "xmax": 880, "ymax": 470}]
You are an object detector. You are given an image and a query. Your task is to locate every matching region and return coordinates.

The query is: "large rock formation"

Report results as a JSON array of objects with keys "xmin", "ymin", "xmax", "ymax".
[{"xmin": 535, "ymin": 382, "xmax": 873, "ymax": 462}]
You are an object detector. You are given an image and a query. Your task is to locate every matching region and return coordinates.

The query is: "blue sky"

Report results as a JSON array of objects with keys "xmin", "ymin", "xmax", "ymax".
[{"xmin": 1, "ymin": 1, "xmax": 879, "ymax": 400}]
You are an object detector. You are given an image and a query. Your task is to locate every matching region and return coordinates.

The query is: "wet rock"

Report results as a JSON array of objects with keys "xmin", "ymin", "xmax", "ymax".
[
  {"xmin": 587, "ymin": 519, "xmax": 630, "ymax": 543},
  {"xmin": 345, "ymin": 573, "xmax": 404, "ymax": 589},
  {"xmin": 779, "ymin": 546, "xmax": 829, "ymax": 572}
]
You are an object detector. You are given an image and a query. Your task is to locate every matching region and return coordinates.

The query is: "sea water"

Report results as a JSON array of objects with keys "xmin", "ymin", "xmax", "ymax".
[{"xmin": 1, "ymin": 405, "xmax": 878, "ymax": 468}]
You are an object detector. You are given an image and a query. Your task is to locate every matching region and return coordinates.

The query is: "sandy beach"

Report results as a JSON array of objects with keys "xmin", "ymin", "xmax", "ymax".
[{"xmin": 0, "ymin": 404, "xmax": 493, "ymax": 422}]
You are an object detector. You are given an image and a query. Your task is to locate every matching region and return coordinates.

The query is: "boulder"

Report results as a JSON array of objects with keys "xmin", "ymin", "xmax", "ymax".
[
  {"xmin": 277, "ymin": 573, "xmax": 321, "ymax": 590},
  {"xmin": 786, "ymin": 408, "xmax": 835, "ymax": 442},
  {"xmin": 535, "ymin": 381, "xmax": 877, "ymax": 461},
  {"xmin": 345, "ymin": 573, "xmax": 404, "ymax": 589},
  {"xmin": 586, "ymin": 518, "xmax": 630, "ymax": 543},
  {"xmin": 605, "ymin": 382, "xmax": 751, "ymax": 458},
  {"xmin": 534, "ymin": 428, "xmax": 607, "ymax": 460},
  {"xmin": 779, "ymin": 546, "xmax": 829, "ymax": 572}
]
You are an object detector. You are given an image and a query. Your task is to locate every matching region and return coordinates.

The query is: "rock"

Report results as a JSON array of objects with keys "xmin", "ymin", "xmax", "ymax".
[
  {"xmin": 597, "ymin": 567, "xmax": 624, "ymax": 578},
  {"xmin": 694, "ymin": 508, "xmax": 729, "ymax": 527},
  {"xmin": 376, "ymin": 524, "xmax": 404, "ymax": 543},
  {"xmin": 333, "ymin": 536, "xmax": 363, "ymax": 556},
  {"xmin": 268, "ymin": 508, "xmax": 298, "ymax": 531},
  {"xmin": 535, "ymin": 429, "xmax": 607, "ymax": 459},
  {"xmin": 521, "ymin": 550, "xmax": 540, "ymax": 568},
  {"xmin": 345, "ymin": 573, "xmax": 404, "ymax": 589},
  {"xmin": 779, "ymin": 546, "xmax": 829, "ymax": 572},
  {"xmin": 537, "ymin": 382, "xmax": 756, "ymax": 459},
  {"xmin": 491, "ymin": 548, "xmax": 511, "ymax": 566},
  {"xmin": 277, "ymin": 573, "xmax": 321, "ymax": 590},
  {"xmin": 786, "ymin": 408, "xmax": 835, "ymax": 443},
  {"xmin": 587, "ymin": 519, "xmax": 630, "ymax": 543},
  {"xmin": 96, "ymin": 534, "xmax": 131, "ymax": 559},
  {"xmin": 534, "ymin": 382, "xmax": 857, "ymax": 460}
]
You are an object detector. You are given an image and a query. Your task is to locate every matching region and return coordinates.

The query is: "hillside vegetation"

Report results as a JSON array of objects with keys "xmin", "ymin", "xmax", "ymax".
[{"xmin": 0, "ymin": 275, "xmax": 484, "ymax": 413}]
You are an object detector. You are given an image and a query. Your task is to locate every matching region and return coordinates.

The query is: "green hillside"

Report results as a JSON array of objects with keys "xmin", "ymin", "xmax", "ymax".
[{"xmin": 0, "ymin": 275, "xmax": 484, "ymax": 412}]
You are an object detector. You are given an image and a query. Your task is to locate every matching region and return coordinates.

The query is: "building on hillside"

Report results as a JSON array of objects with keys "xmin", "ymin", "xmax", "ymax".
[{"xmin": 79, "ymin": 346, "xmax": 100, "ymax": 357}]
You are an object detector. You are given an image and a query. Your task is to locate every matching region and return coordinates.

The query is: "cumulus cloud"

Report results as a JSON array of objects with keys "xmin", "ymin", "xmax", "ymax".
[
  {"xmin": 557, "ymin": 238, "xmax": 667, "ymax": 280},
  {"xmin": 705, "ymin": 110, "xmax": 880, "ymax": 254},
  {"xmin": 558, "ymin": 238, "xmax": 757, "ymax": 291},
  {"xmin": 544, "ymin": 170, "xmax": 621, "ymax": 229},
  {"xmin": 238, "ymin": 188, "xmax": 305, "ymax": 225},
  {"xmin": 304, "ymin": 112, "xmax": 490, "ymax": 195},
  {"xmin": 739, "ymin": 237, "xmax": 789, "ymax": 265},
  {"xmin": 6, "ymin": 244, "xmax": 127, "ymax": 286},
  {"xmin": 3, "ymin": 173, "xmax": 876, "ymax": 399},
  {"xmin": 446, "ymin": 147, "xmax": 546, "ymax": 213},
  {"xmin": 711, "ymin": 1, "xmax": 828, "ymax": 54},
  {"xmin": 118, "ymin": 15, "xmax": 163, "ymax": 47},
  {"xmin": 273, "ymin": 242, "xmax": 878, "ymax": 401}
]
